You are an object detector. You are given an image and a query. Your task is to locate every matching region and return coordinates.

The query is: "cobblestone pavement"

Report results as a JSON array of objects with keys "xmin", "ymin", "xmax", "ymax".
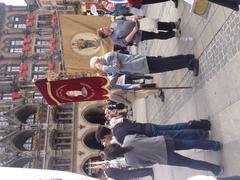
[
  {"xmin": 130, "ymin": 1, "xmax": 240, "ymax": 180},
  {"xmin": 150, "ymin": 11, "xmax": 240, "ymax": 123}
]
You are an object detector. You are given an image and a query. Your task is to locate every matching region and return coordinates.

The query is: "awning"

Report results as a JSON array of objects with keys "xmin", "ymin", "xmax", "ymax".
[
  {"xmin": 51, "ymin": 15, "xmax": 57, "ymax": 26},
  {"xmin": 26, "ymin": 21, "xmax": 33, "ymax": 27},
  {"xmin": 24, "ymin": 38, "xmax": 32, "ymax": 43},
  {"xmin": 19, "ymin": 72, "xmax": 28, "ymax": 78},
  {"xmin": 48, "ymin": 63, "xmax": 55, "ymax": 70},
  {"xmin": 49, "ymin": 38, "xmax": 57, "ymax": 43},
  {"xmin": 12, "ymin": 91, "xmax": 22, "ymax": 99},
  {"xmin": 22, "ymin": 45, "xmax": 31, "ymax": 52},
  {"xmin": 20, "ymin": 64, "xmax": 28, "ymax": 71},
  {"xmin": 26, "ymin": 15, "xmax": 34, "ymax": 20},
  {"xmin": 49, "ymin": 46, "xmax": 56, "ymax": 52}
]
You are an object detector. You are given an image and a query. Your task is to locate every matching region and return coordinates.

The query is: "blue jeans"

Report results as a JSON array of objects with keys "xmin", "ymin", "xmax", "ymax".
[
  {"xmin": 167, "ymin": 139, "xmax": 221, "ymax": 175},
  {"xmin": 151, "ymin": 123, "xmax": 209, "ymax": 140},
  {"xmin": 218, "ymin": 177, "xmax": 240, "ymax": 180}
]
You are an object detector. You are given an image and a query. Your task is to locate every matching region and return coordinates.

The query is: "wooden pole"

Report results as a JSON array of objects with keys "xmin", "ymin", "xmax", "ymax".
[{"xmin": 111, "ymin": 86, "xmax": 192, "ymax": 91}]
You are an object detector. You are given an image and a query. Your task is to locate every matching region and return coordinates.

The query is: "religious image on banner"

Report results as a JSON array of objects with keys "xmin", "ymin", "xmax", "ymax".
[
  {"xmin": 59, "ymin": 15, "xmax": 113, "ymax": 73},
  {"xmin": 71, "ymin": 32, "xmax": 103, "ymax": 56},
  {"xmin": 35, "ymin": 77, "xmax": 109, "ymax": 105}
]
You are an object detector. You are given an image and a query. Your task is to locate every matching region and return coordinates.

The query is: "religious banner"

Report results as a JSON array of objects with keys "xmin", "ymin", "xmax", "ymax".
[
  {"xmin": 59, "ymin": 15, "xmax": 113, "ymax": 73},
  {"xmin": 35, "ymin": 77, "xmax": 109, "ymax": 105}
]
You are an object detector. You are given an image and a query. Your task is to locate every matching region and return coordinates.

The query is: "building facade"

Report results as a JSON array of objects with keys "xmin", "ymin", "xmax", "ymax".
[{"xmin": 0, "ymin": 3, "xmax": 106, "ymax": 178}]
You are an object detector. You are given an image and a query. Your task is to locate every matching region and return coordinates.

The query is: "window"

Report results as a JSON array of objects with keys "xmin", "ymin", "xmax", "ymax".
[
  {"xmin": 53, "ymin": 159, "xmax": 71, "ymax": 171},
  {"xmin": 1, "ymin": 93, "xmax": 12, "ymax": 100},
  {"xmin": 35, "ymin": 47, "xmax": 48, "ymax": 53},
  {"xmin": 3, "ymin": 65, "xmax": 19, "ymax": 78},
  {"xmin": 52, "ymin": 131, "xmax": 72, "ymax": 150},
  {"xmin": 37, "ymin": 21, "xmax": 51, "ymax": 28},
  {"xmin": 13, "ymin": 15, "xmax": 26, "ymax": 22},
  {"xmin": 33, "ymin": 93, "xmax": 43, "ymax": 100},
  {"xmin": 23, "ymin": 137, "xmax": 33, "ymax": 151},
  {"xmin": 14, "ymin": 17, "xmax": 20, "ymax": 21},
  {"xmin": 26, "ymin": 114, "xmax": 35, "ymax": 124},
  {"xmin": 38, "ymin": 14, "xmax": 52, "ymax": 21},
  {"xmin": 56, "ymin": 105, "xmax": 73, "ymax": 124},
  {"xmin": 33, "ymin": 65, "xmax": 48, "ymax": 72},
  {"xmin": 13, "ymin": 23, "xmax": 26, "ymax": 29},
  {"xmin": 9, "ymin": 47, "xmax": 22, "ymax": 53},
  {"xmin": 35, "ymin": 40, "xmax": 50, "ymax": 46},
  {"xmin": 32, "ymin": 74, "xmax": 45, "ymax": 79},
  {"xmin": 0, "ymin": 121, "xmax": 8, "ymax": 126},
  {"xmin": 7, "ymin": 65, "xmax": 20, "ymax": 72},
  {"xmin": 11, "ymin": 40, "xmax": 24, "ymax": 45}
]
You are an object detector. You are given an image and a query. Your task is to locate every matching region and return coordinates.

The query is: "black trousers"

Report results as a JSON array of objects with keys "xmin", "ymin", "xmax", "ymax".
[
  {"xmin": 142, "ymin": 0, "xmax": 170, "ymax": 5},
  {"xmin": 209, "ymin": 0, "xmax": 240, "ymax": 11},
  {"xmin": 158, "ymin": 21, "xmax": 176, "ymax": 31},
  {"xmin": 141, "ymin": 30, "xmax": 175, "ymax": 40},
  {"xmin": 105, "ymin": 167, "xmax": 153, "ymax": 180},
  {"xmin": 146, "ymin": 55, "xmax": 194, "ymax": 73}
]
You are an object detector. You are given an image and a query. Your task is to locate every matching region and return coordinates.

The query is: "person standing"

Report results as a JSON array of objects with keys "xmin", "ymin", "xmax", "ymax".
[
  {"xmin": 90, "ymin": 51, "xmax": 200, "ymax": 79},
  {"xmin": 95, "ymin": 119, "xmax": 211, "ymax": 145},
  {"xmin": 104, "ymin": 135, "xmax": 223, "ymax": 176},
  {"xmin": 97, "ymin": 15, "xmax": 181, "ymax": 48}
]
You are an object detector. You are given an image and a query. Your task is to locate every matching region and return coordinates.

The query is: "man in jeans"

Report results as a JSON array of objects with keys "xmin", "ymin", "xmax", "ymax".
[
  {"xmin": 104, "ymin": 135, "xmax": 223, "ymax": 176},
  {"xmin": 95, "ymin": 119, "xmax": 211, "ymax": 145}
]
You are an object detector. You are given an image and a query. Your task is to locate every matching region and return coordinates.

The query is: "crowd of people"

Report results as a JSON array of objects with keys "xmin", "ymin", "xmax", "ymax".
[{"xmin": 87, "ymin": 0, "xmax": 240, "ymax": 179}]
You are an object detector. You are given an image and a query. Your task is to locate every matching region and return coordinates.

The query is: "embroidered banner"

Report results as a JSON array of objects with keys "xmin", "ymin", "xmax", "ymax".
[{"xmin": 35, "ymin": 77, "xmax": 109, "ymax": 105}]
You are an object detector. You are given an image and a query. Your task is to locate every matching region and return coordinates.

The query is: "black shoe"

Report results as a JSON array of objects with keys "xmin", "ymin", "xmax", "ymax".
[
  {"xmin": 149, "ymin": 169, "xmax": 154, "ymax": 180},
  {"xmin": 175, "ymin": 18, "xmax": 181, "ymax": 30},
  {"xmin": 188, "ymin": 119, "xmax": 211, "ymax": 131},
  {"xmin": 158, "ymin": 90, "xmax": 165, "ymax": 102},
  {"xmin": 192, "ymin": 59, "xmax": 199, "ymax": 76},
  {"xmin": 172, "ymin": 0, "xmax": 178, "ymax": 8},
  {"xmin": 144, "ymin": 75, "xmax": 154, "ymax": 80},
  {"xmin": 213, "ymin": 166, "xmax": 224, "ymax": 176},
  {"xmin": 142, "ymin": 83, "xmax": 156, "ymax": 88},
  {"xmin": 187, "ymin": 54, "xmax": 195, "ymax": 60},
  {"xmin": 228, "ymin": 3, "xmax": 239, "ymax": 11}
]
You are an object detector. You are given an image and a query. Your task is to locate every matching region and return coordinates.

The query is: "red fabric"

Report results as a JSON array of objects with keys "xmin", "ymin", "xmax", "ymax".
[
  {"xmin": 49, "ymin": 38, "xmax": 57, "ymax": 43},
  {"xmin": 26, "ymin": 15, "xmax": 34, "ymax": 20},
  {"xmin": 35, "ymin": 77, "xmax": 109, "ymax": 105},
  {"xmin": 12, "ymin": 91, "xmax": 22, "ymax": 99},
  {"xmin": 51, "ymin": 15, "xmax": 57, "ymax": 26},
  {"xmin": 20, "ymin": 64, "xmax": 28, "ymax": 71},
  {"xmin": 26, "ymin": 21, "xmax": 33, "ymax": 27},
  {"xmin": 128, "ymin": 0, "xmax": 142, "ymax": 5},
  {"xmin": 19, "ymin": 72, "xmax": 28, "ymax": 78},
  {"xmin": 24, "ymin": 38, "xmax": 31, "ymax": 43},
  {"xmin": 48, "ymin": 63, "xmax": 55, "ymax": 69},
  {"xmin": 22, "ymin": 45, "xmax": 31, "ymax": 52},
  {"xmin": 49, "ymin": 46, "xmax": 56, "ymax": 52}
]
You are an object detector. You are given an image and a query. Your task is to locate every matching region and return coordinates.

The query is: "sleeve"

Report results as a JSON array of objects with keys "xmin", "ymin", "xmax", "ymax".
[
  {"xmin": 102, "ymin": 52, "xmax": 121, "ymax": 75},
  {"xmin": 109, "ymin": 73, "xmax": 120, "ymax": 85}
]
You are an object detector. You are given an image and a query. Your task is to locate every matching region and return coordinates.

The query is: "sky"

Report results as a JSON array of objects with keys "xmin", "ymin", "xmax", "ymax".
[{"xmin": 0, "ymin": 0, "xmax": 26, "ymax": 6}]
